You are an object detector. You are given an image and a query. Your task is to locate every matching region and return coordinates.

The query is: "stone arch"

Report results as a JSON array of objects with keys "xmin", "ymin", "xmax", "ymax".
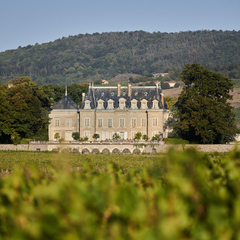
[
  {"xmin": 61, "ymin": 148, "xmax": 70, "ymax": 153},
  {"xmin": 82, "ymin": 148, "xmax": 90, "ymax": 154},
  {"xmin": 52, "ymin": 148, "xmax": 59, "ymax": 153},
  {"xmin": 123, "ymin": 148, "xmax": 131, "ymax": 154},
  {"xmin": 102, "ymin": 148, "xmax": 110, "ymax": 154},
  {"xmin": 112, "ymin": 148, "xmax": 121, "ymax": 154},
  {"xmin": 92, "ymin": 148, "xmax": 100, "ymax": 154},
  {"xmin": 133, "ymin": 148, "xmax": 141, "ymax": 154},
  {"xmin": 72, "ymin": 148, "xmax": 79, "ymax": 154}
]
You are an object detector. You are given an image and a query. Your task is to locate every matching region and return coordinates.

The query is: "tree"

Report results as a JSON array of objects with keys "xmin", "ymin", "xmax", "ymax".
[
  {"xmin": 164, "ymin": 96, "xmax": 178, "ymax": 109},
  {"xmin": 134, "ymin": 132, "xmax": 142, "ymax": 141},
  {"xmin": 7, "ymin": 82, "xmax": 48, "ymax": 140},
  {"xmin": 72, "ymin": 132, "xmax": 80, "ymax": 141},
  {"xmin": 92, "ymin": 133, "xmax": 100, "ymax": 140},
  {"xmin": 177, "ymin": 63, "xmax": 236, "ymax": 144},
  {"xmin": 143, "ymin": 134, "xmax": 149, "ymax": 141},
  {"xmin": 0, "ymin": 85, "xmax": 13, "ymax": 143},
  {"xmin": 54, "ymin": 133, "xmax": 60, "ymax": 141},
  {"xmin": 112, "ymin": 133, "xmax": 120, "ymax": 141}
]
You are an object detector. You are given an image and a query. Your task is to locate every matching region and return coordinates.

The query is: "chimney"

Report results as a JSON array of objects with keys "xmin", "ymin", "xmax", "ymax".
[
  {"xmin": 82, "ymin": 93, "xmax": 85, "ymax": 102},
  {"xmin": 128, "ymin": 83, "xmax": 132, "ymax": 96},
  {"xmin": 65, "ymin": 86, "xmax": 67, "ymax": 96},
  {"xmin": 118, "ymin": 84, "xmax": 121, "ymax": 96},
  {"xmin": 161, "ymin": 93, "xmax": 164, "ymax": 108}
]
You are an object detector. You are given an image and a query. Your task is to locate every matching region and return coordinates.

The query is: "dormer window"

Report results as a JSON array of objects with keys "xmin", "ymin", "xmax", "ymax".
[
  {"xmin": 107, "ymin": 99, "xmax": 114, "ymax": 110},
  {"xmin": 131, "ymin": 99, "xmax": 138, "ymax": 110},
  {"xmin": 119, "ymin": 98, "xmax": 126, "ymax": 110},
  {"xmin": 141, "ymin": 99, "xmax": 148, "ymax": 109},
  {"xmin": 152, "ymin": 100, "xmax": 159, "ymax": 109},
  {"xmin": 97, "ymin": 100, "xmax": 104, "ymax": 110},
  {"xmin": 84, "ymin": 100, "xmax": 91, "ymax": 109},
  {"xmin": 109, "ymin": 102, "xmax": 113, "ymax": 109},
  {"xmin": 120, "ymin": 102, "xmax": 124, "ymax": 109}
]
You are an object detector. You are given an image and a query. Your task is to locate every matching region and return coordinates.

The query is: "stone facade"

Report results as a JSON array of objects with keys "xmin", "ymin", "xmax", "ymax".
[{"xmin": 49, "ymin": 83, "xmax": 169, "ymax": 141}]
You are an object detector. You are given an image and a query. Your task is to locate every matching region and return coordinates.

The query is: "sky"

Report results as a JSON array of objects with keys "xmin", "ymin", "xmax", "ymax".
[{"xmin": 0, "ymin": 0, "xmax": 239, "ymax": 53}]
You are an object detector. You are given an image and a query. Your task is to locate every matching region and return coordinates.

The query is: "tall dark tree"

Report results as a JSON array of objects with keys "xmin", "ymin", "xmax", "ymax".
[
  {"xmin": 177, "ymin": 63, "xmax": 236, "ymax": 143},
  {"xmin": 6, "ymin": 77, "xmax": 50, "ymax": 141},
  {"xmin": 0, "ymin": 85, "xmax": 13, "ymax": 143}
]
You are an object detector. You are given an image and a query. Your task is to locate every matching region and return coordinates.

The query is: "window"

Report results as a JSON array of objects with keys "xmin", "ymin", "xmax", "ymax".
[
  {"xmin": 84, "ymin": 118, "xmax": 90, "ymax": 127},
  {"xmin": 109, "ymin": 102, "xmax": 113, "ymax": 110},
  {"xmin": 65, "ymin": 132, "xmax": 73, "ymax": 141},
  {"xmin": 142, "ymin": 118, "xmax": 147, "ymax": 127},
  {"xmin": 131, "ymin": 118, "xmax": 136, "ymax": 128},
  {"xmin": 84, "ymin": 131, "xmax": 90, "ymax": 138},
  {"xmin": 131, "ymin": 101, "xmax": 137, "ymax": 109},
  {"xmin": 108, "ymin": 119, "xmax": 112, "ymax": 127},
  {"xmin": 142, "ymin": 102, "xmax": 146, "ymax": 109},
  {"xmin": 152, "ymin": 100, "xmax": 159, "ymax": 109},
  {"xmin": 120, "ymin": 118, "xmax": 125, "ymax": 127},
  {"xmin": 67, "ymin": 119, "xmax": 72, "ymax": 127},
  {"xmin": 98, "ymin": 118, "xmax": 103, "ymax": 127},
  {"xmin": 131, "ymin": 131, "xmax": 136, "ymax": 139},
  {"xmin": 120, "ymin": 102, "xmax": 124, "ymax": 110},
  {"xmin": 153, "ymin": 118, "xmax": 157, "ymax": 127},
  {"xmin": 120, "ymin": 132, "xmax": 125, "ymax": 139},
  {"xmin": 85, "ymin": 102, "xmax": 90, "ymax": 109},
  {"xmin": 55, "ymin": 119, "xmax": 60, "ymax": 127}
]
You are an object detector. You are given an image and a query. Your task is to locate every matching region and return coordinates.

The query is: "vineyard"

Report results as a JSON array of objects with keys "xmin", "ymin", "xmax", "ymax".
[{"xmin": 0, "ymin": 148, "xmax": 240, "ymax": 239}]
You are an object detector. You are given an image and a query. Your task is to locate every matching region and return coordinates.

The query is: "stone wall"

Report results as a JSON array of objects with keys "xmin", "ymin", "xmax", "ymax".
[{"xmin": 0, "ymin": 142, "xmax": 239, "ymax": 153}]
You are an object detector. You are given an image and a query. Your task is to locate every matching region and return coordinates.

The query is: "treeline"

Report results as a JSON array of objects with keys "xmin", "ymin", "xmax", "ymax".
[
  {"xmin": 0, "ymin": 30, "xmax": 240, "ymax": 86},
  {"xmin": 0, "ymin": 77, "xmax": 88, "ymax": 143}
]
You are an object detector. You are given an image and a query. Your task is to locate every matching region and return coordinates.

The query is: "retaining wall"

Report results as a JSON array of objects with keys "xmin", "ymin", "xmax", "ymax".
[{"xmin": 0, "ymin": 142, "xmax": 239, "ymax": 153}]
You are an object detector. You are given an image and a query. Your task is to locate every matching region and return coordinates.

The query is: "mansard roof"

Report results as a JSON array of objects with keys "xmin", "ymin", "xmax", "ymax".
[
  {"xmin": 81, "ymin": 85, "xmax": 168, "ymax": 109},
  {"xmin": 52, "ymin": 95, "xmax": 78, "ymax": 110}
]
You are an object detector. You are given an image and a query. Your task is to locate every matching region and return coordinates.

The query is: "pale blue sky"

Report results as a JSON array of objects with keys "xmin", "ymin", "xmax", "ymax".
[{"xmin": 0, "ymin": 0, "xmax": 239, "ymax": 52}]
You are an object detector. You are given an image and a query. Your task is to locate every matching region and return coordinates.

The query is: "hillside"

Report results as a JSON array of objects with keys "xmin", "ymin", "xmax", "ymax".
[{"xmin": 0, "ymin": 30, "xmax": 240, "ymax": 86}]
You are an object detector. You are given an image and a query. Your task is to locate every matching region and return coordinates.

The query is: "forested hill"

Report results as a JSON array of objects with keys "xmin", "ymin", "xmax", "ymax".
[{"xmin": 0, "ymin": 30, "xmax": 240, "ymax": 86}]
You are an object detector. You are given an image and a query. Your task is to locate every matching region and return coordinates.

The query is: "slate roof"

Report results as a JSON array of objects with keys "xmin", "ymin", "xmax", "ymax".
[
  {"xmin": 52, "ymin": 96, "xmax": 78, "ymax": 110},
  {"xmin": 81, "ymin": 85, "xmax": 168, "ymax": 109}
]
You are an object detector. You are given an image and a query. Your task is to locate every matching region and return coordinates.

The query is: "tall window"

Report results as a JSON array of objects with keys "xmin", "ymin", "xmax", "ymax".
[
  {"xmin": 109, "ymin": 102, "xmax": 113, "ymax": 110},
  {"xmin": 67, "ymin": 119, "xmax": 72, "ymax": 127},
  {"xmin": 120, "ymin": 102, "xmax": 124, "ymax": 110},
  {"xmin": 98, "ymin": 102, "xmax": 103, "ymax": 109},
  {"xmin": 142, "ymin": 102, "xmax": 146, "ymax": 109},
  {"xmin": 85, "ymin": 102, "xmax": 90, "ymax": 109},
  {"xmin": 131, "ymin": 118, "xmax": 136, "ymax": 128},
  {"xmin": 131, "ymin": 131, "xmax": 136, "ymax": 139},
  {"xmin": 142, "ymin": 118, "xmax": 147, "ymax": 127},
  {"xmin": 120, "ymin": 118, "xmax": 125, "ymax": 127},
  {"xmin": 108, "ymin": 119, "xmax": 113, "ymax": 127},
  {"xmin": 132, "ymin": 102, "xmax": 137, "ymax": 109},
  {"xmin": 153, "ymin": 118, "xmax": 157, "ymax": 127},
  {"xmin": 98, "ymin": 119, "xmax": 103, "ymax": 127},
  {"xmin": 84, "ymin": 118, "xmax": 90, "ymax": 127},
  {"xmin": 84, "ymin": 131, "xmax": 90, "ymax": 138},
  {"xmin": 55, "ymin": 119, "xmax": 60, "ymax": 127}
]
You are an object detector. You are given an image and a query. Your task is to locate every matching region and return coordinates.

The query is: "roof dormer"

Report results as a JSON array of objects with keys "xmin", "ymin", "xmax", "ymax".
[
  {"xmin": 97, "ymin": 99, "xmax": 104, "ymax": 110},
  {"xmin": 131, "ymin": 99, "xmax": 138, "ymax": 110}
]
